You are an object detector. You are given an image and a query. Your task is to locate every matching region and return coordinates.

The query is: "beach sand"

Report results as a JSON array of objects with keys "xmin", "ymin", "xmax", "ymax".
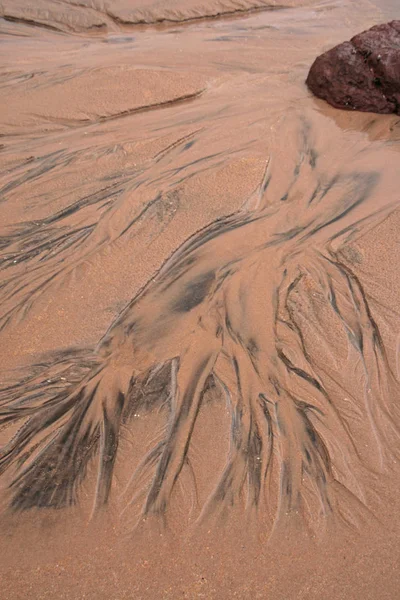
[{"xmin": 1, "ymin": 1, "xmax": 400, "ymax": 598}]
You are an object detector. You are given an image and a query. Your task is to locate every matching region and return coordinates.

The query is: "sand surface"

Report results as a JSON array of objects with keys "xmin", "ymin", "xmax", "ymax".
[
  {"xmin": 0, "ymin": 0, "xmax": 319, "ymax": 31},
  {"xmin": 1, "ymin": 0, "xmax": 400, "ymax": 598}
]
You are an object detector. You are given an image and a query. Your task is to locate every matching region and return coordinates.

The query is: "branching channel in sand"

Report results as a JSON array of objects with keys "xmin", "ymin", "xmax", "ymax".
[{"xmin": 0, "ymin": 113, "xmax": 399, "ymax": 533}]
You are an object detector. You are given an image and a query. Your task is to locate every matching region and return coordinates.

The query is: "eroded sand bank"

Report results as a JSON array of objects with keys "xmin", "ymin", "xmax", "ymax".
[
  {"xmin": 1, "ymin": 0, "xmax": 319, "ymax": 31},
  {"xmin": 1, "ymin": 0, "xmax": 400, "ymax": 598}
]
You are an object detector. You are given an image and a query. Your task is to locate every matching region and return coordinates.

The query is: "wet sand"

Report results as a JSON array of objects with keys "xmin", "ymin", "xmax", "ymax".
[{"xmin": 1, "ymin": 0, "xmax": 400, "ymax": 598}]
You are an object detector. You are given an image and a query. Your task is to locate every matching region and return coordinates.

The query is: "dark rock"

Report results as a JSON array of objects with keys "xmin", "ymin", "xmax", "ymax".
[{"xmin": 306, "ymin": 21, "xmax": 400, "ymax": 114}]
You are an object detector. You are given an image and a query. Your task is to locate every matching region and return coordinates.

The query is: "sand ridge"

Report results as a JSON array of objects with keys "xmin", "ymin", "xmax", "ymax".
[{"xmin": 1, "ymin": 0, "xmax": 319, "ymax": 32}]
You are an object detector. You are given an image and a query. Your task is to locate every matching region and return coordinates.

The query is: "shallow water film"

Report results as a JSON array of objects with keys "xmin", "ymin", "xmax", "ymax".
[{"xmin": 1, "ymin": 1, "xmax": 400, "ymax": 598}]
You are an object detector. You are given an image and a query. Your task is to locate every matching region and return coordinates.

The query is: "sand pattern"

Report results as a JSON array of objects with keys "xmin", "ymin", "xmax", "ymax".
[{"xmin": 0, "ymin": 3, "xmax": 400, "ymax": 593}]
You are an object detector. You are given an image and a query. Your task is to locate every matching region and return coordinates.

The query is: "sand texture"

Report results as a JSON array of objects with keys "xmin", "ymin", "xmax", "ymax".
[
  {"xmin": 1, "ymin": 0, "xmax": 400, "ymax": 598},
  {"xmin": 0, "ymin": 0, "xmax": 318, "ymax": 31}
]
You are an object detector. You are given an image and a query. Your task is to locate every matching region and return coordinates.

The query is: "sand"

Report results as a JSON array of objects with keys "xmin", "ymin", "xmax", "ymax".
[
  {"xmin": 1, "ymin": 0, "xmax": 400, "ymax": 598},
  {"xmin": 0, "ymin": 0, "xmax": 319, "ymax": 31}
]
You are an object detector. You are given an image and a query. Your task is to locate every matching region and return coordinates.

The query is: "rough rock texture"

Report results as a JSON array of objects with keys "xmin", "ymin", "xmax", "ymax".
[{"xmin": 306, "ymin": 21, "xmax": 400, "ymax": 114}]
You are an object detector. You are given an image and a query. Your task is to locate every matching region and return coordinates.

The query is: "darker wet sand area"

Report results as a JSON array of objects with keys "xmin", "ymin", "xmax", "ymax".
[{"xmin": 1, "ymin": 1, "xmax": 400, "ymax": 598}]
